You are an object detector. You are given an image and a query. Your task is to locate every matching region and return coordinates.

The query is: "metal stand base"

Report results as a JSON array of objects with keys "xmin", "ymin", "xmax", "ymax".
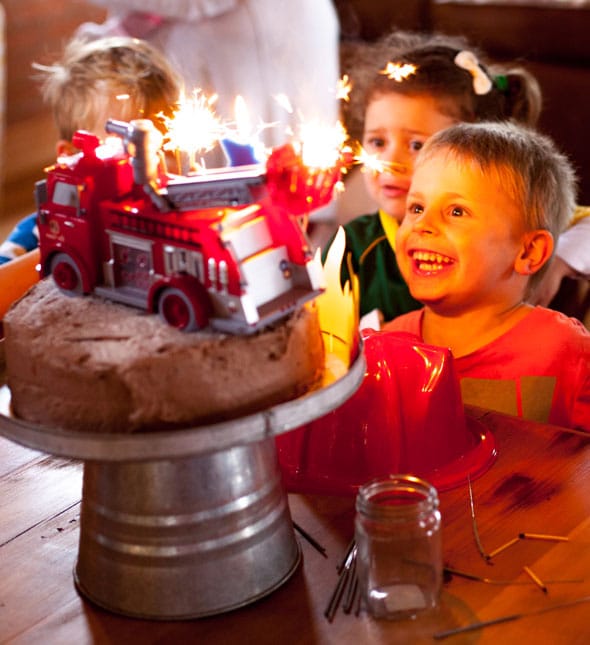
[{"xmin": 74, "ymin": 437, "xmax": 300, "ymax": 619}]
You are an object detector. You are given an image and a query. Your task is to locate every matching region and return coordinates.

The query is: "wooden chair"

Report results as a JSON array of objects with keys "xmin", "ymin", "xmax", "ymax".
[{"xmin": 0, "ymin": 249, "xmax": 40, "ymax": 321}]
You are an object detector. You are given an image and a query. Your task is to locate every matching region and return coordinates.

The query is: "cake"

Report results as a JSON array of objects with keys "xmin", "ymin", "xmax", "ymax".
[{"xmin": 4, "ymin": 279, "xmax": 325, "ymax": 433}]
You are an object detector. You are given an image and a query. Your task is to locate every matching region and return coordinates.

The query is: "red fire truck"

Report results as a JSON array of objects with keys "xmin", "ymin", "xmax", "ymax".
[{"xmin": 36, "ymin": 119, "xmax": 344, "ymax": 334}]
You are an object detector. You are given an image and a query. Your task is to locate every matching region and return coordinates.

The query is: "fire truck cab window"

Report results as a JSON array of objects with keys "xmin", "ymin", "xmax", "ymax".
[{"xmin": 53, "ymin": 182, "xmax": 81, "ymax": 210}]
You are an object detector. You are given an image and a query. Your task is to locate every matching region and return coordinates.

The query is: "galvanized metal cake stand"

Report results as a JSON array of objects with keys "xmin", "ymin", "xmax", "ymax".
[{"xmin": 0, "ymin": 347, "xmax": 364, "ymax": 620}]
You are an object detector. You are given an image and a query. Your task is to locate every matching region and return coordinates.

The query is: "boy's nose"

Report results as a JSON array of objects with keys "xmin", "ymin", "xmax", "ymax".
[
  {"xmin": 383, "ymin": 159, "xmax": 409, "ymax": 175},
  {"xmin": 382, "ymin": 140, "xmax": 410, "ymax": 174},
  {"xmin": 412, "ymin": 207, "xmax": 439, "ymax": 234}
]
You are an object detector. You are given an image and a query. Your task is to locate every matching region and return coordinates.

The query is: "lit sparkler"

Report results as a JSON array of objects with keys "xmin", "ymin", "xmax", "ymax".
[
  {"xmin": 162, "ymin": 89, "xmax": 225, "ymax": 173},
  {"xmin": 157, "ymin": 84, "xmax": 350, "ymax": 192},
  {"xmin": 295, "ymin": 119, "xmax": 348, "ymax": 169},
  {"xmin": 353, "ymin": 144, "xmax": 408, "ymax": 175}
]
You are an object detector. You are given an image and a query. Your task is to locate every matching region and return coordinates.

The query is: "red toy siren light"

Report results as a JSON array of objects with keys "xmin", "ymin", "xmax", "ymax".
[{"xmin": 277, "ymin": 330, "xmax": 497, "ymax": 495}]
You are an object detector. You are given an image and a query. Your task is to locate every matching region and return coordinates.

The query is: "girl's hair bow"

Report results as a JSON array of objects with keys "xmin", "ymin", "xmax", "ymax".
[{"xmin": 454, "ymin": 50, "xmax": 493, "ymax": 95}]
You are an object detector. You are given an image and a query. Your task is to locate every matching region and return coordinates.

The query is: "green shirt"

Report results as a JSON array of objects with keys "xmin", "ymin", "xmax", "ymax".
[{"xmin": 322, "ymin": 212, "xmax": 421, "ymax": 323}]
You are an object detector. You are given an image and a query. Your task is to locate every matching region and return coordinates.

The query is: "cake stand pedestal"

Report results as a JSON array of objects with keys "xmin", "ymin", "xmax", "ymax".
[{"xmin": 0, "ymin": 350, "xmax": 365, "ymax": 620}]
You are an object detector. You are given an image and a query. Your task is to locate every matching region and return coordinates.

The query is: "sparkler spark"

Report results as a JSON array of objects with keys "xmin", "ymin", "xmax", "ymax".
[
  {"xmin": 295, "ymin": 120, "xmax": 348, "ymax": 169},
  {"xmin": 158, "ymin": 87, "xmax": 349, "ymax": 180},
  {"xmin": 161, "ymin": 89, "xmax": 225, "ymax": 169},
  {"xmin": 380, "ymin": 61, "xmax": 417, "ymax": 82},
  {"xmin": 354, "ymin": 145, "xmax": 408, "ymax": 175}
]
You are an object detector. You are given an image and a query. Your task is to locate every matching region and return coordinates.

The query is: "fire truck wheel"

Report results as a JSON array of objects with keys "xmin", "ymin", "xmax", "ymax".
[
  {"xmin": 158, "ymin": 287, "xmax": 206, "ymax": 332},
  {"xmin": 50, "ymin": 253, "xmax": 84, "ymax": 295}
]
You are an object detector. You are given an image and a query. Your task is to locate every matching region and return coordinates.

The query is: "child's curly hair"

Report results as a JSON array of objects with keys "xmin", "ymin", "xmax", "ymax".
[{"xmin": 342, "ymin": 30, "xmax": 542, "ymax": 142}]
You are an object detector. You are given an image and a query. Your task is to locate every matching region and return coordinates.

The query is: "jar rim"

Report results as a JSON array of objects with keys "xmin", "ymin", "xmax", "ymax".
[{"xmin": 355, "ymin": 474, "xmax": 439, "ymax": 518}]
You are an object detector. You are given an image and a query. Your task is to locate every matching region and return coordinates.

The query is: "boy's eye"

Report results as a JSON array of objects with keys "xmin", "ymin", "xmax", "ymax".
[
  {"xmin": 409, "ymin": 140, "xmax": 424, "ymax": 152},
  {"xmin": 451, "ymin": 206, "xmax": 464, "ymax": 217},
  {"xmin": 408, "ymin": 203, "xmax": 424, "ymax": 215},
  {"xmin": 365, "ymin": 137, "xmax": 386, "ymax": 150}
]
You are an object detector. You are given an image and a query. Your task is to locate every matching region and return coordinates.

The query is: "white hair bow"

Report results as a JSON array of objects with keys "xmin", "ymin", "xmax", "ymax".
[{"xmin": 454, "ymin": 50, "xmax": 493, "ymax": 95}]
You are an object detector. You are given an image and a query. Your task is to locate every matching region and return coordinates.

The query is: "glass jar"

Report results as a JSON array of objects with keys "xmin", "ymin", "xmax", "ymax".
[{"xmin": 355, "ymin": 474, "xmax": 442, "ymax": 620}]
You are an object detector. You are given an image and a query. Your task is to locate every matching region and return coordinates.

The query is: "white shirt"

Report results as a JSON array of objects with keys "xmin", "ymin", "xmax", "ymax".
[{"xmin": 78, "ymin": 0, "xmax": 341, "ymax": 148}]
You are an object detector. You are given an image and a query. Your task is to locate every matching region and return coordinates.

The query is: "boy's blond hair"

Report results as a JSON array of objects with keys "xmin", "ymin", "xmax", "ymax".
[
  {"xmin": 34, "ymin": 36, "xmax": 182, "ymax": 140},
  {"xmin": 418, "ymin": 121, "xmax": 577, "ymax": 289}
]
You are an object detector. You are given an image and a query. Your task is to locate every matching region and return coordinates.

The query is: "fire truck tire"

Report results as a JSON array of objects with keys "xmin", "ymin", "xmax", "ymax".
[
  {"xmin": 157, "ymin": 287, "xmax": 207, "ymax": 332},
  {"xmin": 50, "ymin": 253, "xmax": 84, "ymax": 295}
]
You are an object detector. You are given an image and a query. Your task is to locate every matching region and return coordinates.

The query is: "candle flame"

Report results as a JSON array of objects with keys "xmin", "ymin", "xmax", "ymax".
[
  {"xmin": 233, "ymin": 95, "xmax": 253, "ymax": 141},
  {"xmin": 274, "ymin": 93, "xmax": 294, "ymax": 114},
  {"xmin": 316, "ymin": 227, "xmax": 359, "ymax": 367}
]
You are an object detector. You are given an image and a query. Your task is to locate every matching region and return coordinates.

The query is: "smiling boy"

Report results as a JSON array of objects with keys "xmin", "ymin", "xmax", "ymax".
[{"xmin": 384, "ymin": 121, "xmax": 590, "ymax": 430}]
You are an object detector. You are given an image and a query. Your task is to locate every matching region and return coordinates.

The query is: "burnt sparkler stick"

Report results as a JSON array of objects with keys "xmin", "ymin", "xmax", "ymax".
[
  {"xmin": 519, "ymin": 532, "xmax": 570, "ymax": 542},
  {"xmin": 433, "ymin": 595, "xmax": 590, "ymax": 640},
  {"xmin": 444, "ymin": 566, "xmax": 583, "ymax": 586},
  {"xmin": 467, "ymin": 475, "xmax": 489, "ymax": 561},
  {"xmin": 523, "ymin": 565, "xmax": 548, "ymax": 594},
  {"xmin": 355, "ymin": 584, "xmax": 362, "ymax": 616},
  {"xmin": 342, "ymin": 554, "xmax": 359, "ymax": 614},
  {"xmin": 292, "ymin": 521, "xmax": 328, "ymax": 558},
  {"xmin": 486, "ymin": 536, "xmax": 521, "ymax": 560},
  {"xmin": 325, "ymin": 543, "xmax": 357, "ymax": 622},
  {"xmin": 324, "ymin": 568, "xmax": 350, "ymax": 622},
  {"xmin": 337, "ymin": 539, "xmax": 356, "ymax": 574}
]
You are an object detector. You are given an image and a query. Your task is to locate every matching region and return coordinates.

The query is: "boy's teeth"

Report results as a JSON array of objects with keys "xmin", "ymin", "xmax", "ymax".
[
  {"xmin": 413, "ymin": 251, "xmax": 450, "ymax": 263},
  {"xmin": 412, "ymin": 250, "xmax": 451, "ymax": 271}
]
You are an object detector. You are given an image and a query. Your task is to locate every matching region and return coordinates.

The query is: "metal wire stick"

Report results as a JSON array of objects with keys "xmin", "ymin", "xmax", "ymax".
[
  {"xmin": 467, "ymin": 475, "xmax": 489, "ymax": 561},
  {"xmin": 342, "ymin": 550, "xmax": 358, "ymax": 614},
  {"xmin": 292, "ymin": 521, "xmax": 328, "ymax": 558},
  {"xmin": 433, "ymin": 595, "xmax": 590, "ymax": 640},
  {"xmin": 337, "ymin": 539, "xmax": 356, "ymax": 573},
  {"xmin": 325, "ymin": 542, "xmax": 357, "ymax": 621},
  {"xmin": 444, "ymin": 566, "xmax": 583, "ymax": 586}
]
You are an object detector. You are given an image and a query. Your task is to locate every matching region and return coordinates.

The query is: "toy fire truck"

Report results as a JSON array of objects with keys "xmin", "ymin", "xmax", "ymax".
[{"xmin": 36, "ymin": 119, "xmax": 344, "ymax": 334}]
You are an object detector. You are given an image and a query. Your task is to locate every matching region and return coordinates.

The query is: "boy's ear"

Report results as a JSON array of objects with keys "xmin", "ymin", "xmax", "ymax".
[{"xmin": 514, "ymin": 230, "xmax": 554, "ymax": 275}]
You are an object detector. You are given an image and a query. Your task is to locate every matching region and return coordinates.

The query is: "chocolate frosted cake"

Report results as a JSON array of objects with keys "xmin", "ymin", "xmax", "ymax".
[{"xmin": 4, "ymin": 279, "xmax": 325, "ymax": 433}]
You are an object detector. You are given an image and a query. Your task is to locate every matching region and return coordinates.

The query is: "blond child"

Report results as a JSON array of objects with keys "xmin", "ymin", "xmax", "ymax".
[
  {"xmin": 384, "ymin": 121, "xmax": 589, "ymax": 430},
  {"xmin": 327, "ymin": 31, "xmax": 588, "ymax": 326},
  {"xmin": 0, "ymin": 35, "xmax": 181, "ymax": 265}
]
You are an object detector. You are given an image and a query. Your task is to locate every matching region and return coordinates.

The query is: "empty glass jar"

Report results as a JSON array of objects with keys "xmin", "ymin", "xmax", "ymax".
[{"xmin": 355, "ymin": 474, "xmax": 442, "ymax": 620}]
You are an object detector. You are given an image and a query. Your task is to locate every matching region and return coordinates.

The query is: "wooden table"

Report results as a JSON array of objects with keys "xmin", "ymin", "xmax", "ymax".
[{"xmin": 2, "ymin": 407, "xmax": 590, "ymax": 644}]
